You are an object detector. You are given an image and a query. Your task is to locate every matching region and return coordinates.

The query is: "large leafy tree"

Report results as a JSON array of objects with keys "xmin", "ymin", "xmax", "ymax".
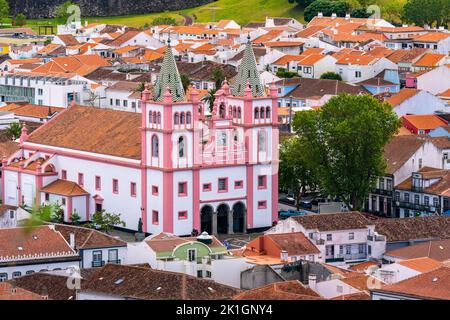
[
  {"xmin": 212, "ymin": 68, "xmax": 225, "ymax": 90},
  {"xmin": 402, "ymin": 0, "xmax": 450, "ymax": 27},
  {"xmin": 288, "ymin": 0, "xmax": 316, "ymax": 7},
  {"xmin": 304, "ymin": 0, "xmax": 351, "ymax": 22},
  {"xmin": 320, "ymin": 72, "xmax": 342, "ymax": 80},
  {"xmin": 0, "ymin": 0, "xmax": 9, "ymax": 24},
  {"xmin": 54, "ymin": 1, "xmax": 76, "ymax": 24},
  {"xmin": 5, "ymin": 122, "xmax": 22, "ymax": 140},
  {"xmin": 279, "ymin": 136, "xmax": 317, "ymax": 210},
  {"xmin": 87, "ymin": 209, "xmax": 125, "ymax": 234},
  {"xmin": 292, "ymin": 94, "xmax": 400, "ymax": 210}
]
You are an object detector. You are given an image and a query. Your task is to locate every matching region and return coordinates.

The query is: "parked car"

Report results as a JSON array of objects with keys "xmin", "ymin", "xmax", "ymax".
[
  {"xmin": 278, "ymin": 209, "xmax": 307, "ymax": 219},
  {"xmin": 285, "ymin": 194, "xmax": 295, "ymax": 203},
  {"xmin": 299, "ymin": 198, "xmax": 313, "ymax": 209}
]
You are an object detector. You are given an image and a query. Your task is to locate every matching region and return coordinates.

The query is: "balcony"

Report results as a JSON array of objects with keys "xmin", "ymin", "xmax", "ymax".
[
  {"xmin": 107, "ymin": 259, "xmax": 121, "ymax": 265},
  {"xmin": 92, "ymin": 260, "xmax": 105, "ymax": 268},
  {"xmin": 336, "ymin": 253, "xmax": 367, "ymax": 261},
  {"xmin": 395, "ymin": 201, "xmax": 440, "ymax": 213},
  {"xmin": 372, "ymin": 189, "xmax": 393, "ymax": 197},
  {"xmin": 367, "ymin": 235, "xmax": 386, "ymax": 242}
]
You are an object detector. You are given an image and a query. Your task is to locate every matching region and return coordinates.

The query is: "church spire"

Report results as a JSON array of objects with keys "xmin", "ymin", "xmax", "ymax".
[
  {"xmin": 232, "ymin": 35, "xmax": 264, "ymax": 97},
  {"xmin": 153, "ymin": 38, "xmax": 185, "ymax": 102}
]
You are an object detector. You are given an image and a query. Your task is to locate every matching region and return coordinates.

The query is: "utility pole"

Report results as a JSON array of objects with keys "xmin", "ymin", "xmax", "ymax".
[{"xmin": 288, "ymin": 95, "xmax": 293, "ymax": 133}]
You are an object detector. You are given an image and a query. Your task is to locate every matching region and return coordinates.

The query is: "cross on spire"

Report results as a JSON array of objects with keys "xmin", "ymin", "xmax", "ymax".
[
  {"xmin": 152, "ymin": 41, "xmax": 185, "ymax": 102},
  {"xmin": 232, "ymin": 36, "xmax": 264, "ymax": 97}
]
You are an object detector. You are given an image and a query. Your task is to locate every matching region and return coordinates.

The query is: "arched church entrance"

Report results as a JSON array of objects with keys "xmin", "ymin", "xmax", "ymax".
[
  {"xmin": 200, "ymin": 205, "xmax": 213, "ymax": 235},
  {"xmin": 232, "ymin": 202, "xmax": 246, "ymax": 233},
  {"xmin": 216, "ymin": 203, "xmax": 230, "ymax": 234}
]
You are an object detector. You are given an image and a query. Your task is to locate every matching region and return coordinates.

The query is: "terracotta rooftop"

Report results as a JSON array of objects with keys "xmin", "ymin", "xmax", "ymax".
[
  {"xmin": 414, "ymin": 32, "xmax": 450, "ymax": 43},
  {"xmin": 294, "ymin": 25, "xmax": 326, "ymax": 38},
  {"xmin": 331, "ymin": 292, "xmax": 371, "ymax": 300},
  {"xmin": 253, "ymin": 30, "xmax": 284, "ymax": 44},
  {"xmin": 385, "ymin": 239, "xmax": 450, "ymax": 262},
  {"xmin": 373, "ymin": 266, "xmax": 450, "ymax": 300},
  {"xmin": 26, "ymin": 105, "xmax": 141, "ymax": 160},
  {"xmin": 386, "ymin": 88, "xmax": 419, "ymax": 106},
  {"xmin": 412, "ymin": 53, "xmax": 447, "ymax": 68},
  {"xmin": 41, "ymin": 179, "xmax": 89, "ymax": 197},
  {"xmin": 386, "ymin": 48, "xmax": 428, "ymax": 64},
  {"xmin": 429, "ymin": 136, "xmax": 450, "ymax": 150},
  {"xmin": 0, "ymin": 226, "xmax": 77, "ymax": 262},
  {"xmin": 56, "ymin": 34, "xmax": 79, "ymax": 46},
  {"xmin": 81, "ymin": 263, "xmax": 240, "ymax": 300},
  {"xmin": 266, "ymin": 232, "xmax": 320, "ymax": 255},
  {"xmin": 383, "ymin": 135, "xmax": 427, "ymax": 174},
  {"xmin": 402, "ymin": 114, "xmax": 448, "ymax": 130},
  {"xmin": 9, "ymin": 273, "xmax": 83, "ymax": 300},
  {"xmin": 0, "ymin": 141, "xmax": 19, "ymax": 159},
  {"xmin": 291, "ymin": 211, "xmax": 374, "ymax": 232},
  {"xmin": 374, "ymin": 216, "xmax": 450, "ymax": 242},
  {"xmin": 398, "ymin": 257, "xmax": 443, "ymax": 273},
  {"xmin": 0, "ymin": 103, "xmax": 64, "ymax": 119},
  {"xmin": 51, "ymin": 223, "xmax": 126, "ymax": 250},
  {"xmin": 233, "ymin": 280, "xmax": 323, "ymax": 300},
  {"xmin": 0, "ymin": 282, "xmax": 44, "ymax": 300},
  {"xmin": 348, "ymin": 261, "xmax": 379, "ymax": 272}
]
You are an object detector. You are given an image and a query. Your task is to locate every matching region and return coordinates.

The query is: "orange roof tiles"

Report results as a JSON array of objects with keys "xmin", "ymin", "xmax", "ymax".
[
  {"xmin": 0, "ymin": 282, "xmax": 44, "ymax": 300},
  {"xmin": 32, "ymin": 54, "xmax": 110, "ymax": 76},
  {"xmin": 374, "ymin": 266, "xmax": 450, "ymax": 300},
  {"xmin": 0, "ymin": 103, "xmax": 64, "ymax": 119},
  {"xmin": 398, "ymin": 257, "xmax": 443, "ymax": 273},
  {"xmin": 297, "ymin": 54, "xmax": 327, "ymax": 65},
  {"xmin": 266, "ymin": 41, "xmax": 304, "ymax": 47},
  {"xmin": 114, "ymin": 45, "xmax": 141, "ymax": 55},
  {"xmin": 7, "ymin": 58, "xmax": 42, "ymax": 65},
  {"xmin": 253, "ymin": 30, "xmax": 284, "ymax": 44},
  {"xmin": 414, "ymin": 32, "xmax": 450, "ymax": 43},
  {"xmin": 386, "ymin": 88, "xmax": 419, "ymax": 106},
  {"xmin": 273, "ymin": 54, "xmax": 303, "ymax": 65},
  {"xmin": 41, "ymin": 179, "xmax": 89, "ymax": 196},
  {"xmin": 335, "ymin": 54, "xmax": 379, "ymax": 65},
  {"xmin": 294, "ymin": 25, "xmax": 326, "ymax": 38},
  {"xmin": 0, "ymin": 225, "xmax": 76, "ymax": 260},
  {"xmin": 27, "ymin": 105, "xmax": 141, "ymax": 160},
  {"xmin": 439, "ymin": 88, "xmax": 450, "ymax": 98},
  {"xmin": 402, "ymin": 114, "xmax": 448, "ymax": 130},
  {"xmin": 413, "ymin": 53, "xmax": 446, "ymax": 68},
  {"xmin": 233, "ymin": 280, "xmax": 323, "ymax": 300}
]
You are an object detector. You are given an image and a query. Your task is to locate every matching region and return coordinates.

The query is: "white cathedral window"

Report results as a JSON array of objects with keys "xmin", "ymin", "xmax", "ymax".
[
  {"xmin": 258, "ymin": 130, "xmax": 266, "ymax": 152},
  {"xmin": 152, "ymin": 135, "xmax": 159, "ymax": 157},
  {"xmin": 178, "ymin": 136, "xmax": 185, "ymax": 158}
]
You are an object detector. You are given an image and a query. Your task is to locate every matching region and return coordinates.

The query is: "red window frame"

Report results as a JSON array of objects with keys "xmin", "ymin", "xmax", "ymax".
[
  {"xmin": 78, "ymin": 173, "xmax": 84, "ymax": 186},
  {"xmin": 234, "ymin": 180, "xmax": 243, "ymax": 189},
  {"xmin": 113, "ymin": 179, "xmax": 119, "ymax": 194},
  {"xmin": 178, "ymin": 182, "xmax": 187, "ymax": 197},
  {"xmin": 61, "ymin": 170, "xmax": 67, "ymax": 180},
  {"xmin": 152, "ymin": 210, "xmax": 159, "ymax": 225},
  {"xmin": 95, "ymin": 176, "xmax": 101, "ymax": 191},
  {"xmin": 178, "ymin": 211, "xmax": 188, "ymax": 220},
  {"xmin": 257, "ymin": 175, "xmax": 267, "ymax": 189},
  {"xmin": 130, "ymin": 182, "xmax": 137, "ymax": 197},
  {"xmin": 258, "ymin": 200, "xmax": 267, "ymax": 209},
  {"xmin": 152, "ymin": 185, "xmax": 159, "ymax": 196},
  {"xmin": 202, "ymin": 183, "xmax": 212, "ymax": 192},
  {"xmin": 218, "ymin": 177, "xmax": 228, "ymax": 193}
]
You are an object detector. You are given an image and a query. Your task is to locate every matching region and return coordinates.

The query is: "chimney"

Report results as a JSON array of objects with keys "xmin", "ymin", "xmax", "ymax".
[
  {"xmin": 345, "ymin": 13, "xmax": 350, "ymax": 20},
  {"xmin": 331, "ymin": 13, "xmax": 337, "ymax": 19},
  {"xmin": 308, "ymin": 274, "xmax": 317, "ymax": 290},
  {"xmin": 318, "ymin": 12, "xmax": 323, "ymax": 18},
  {"xmin": 69, "ymin": 233, "xmax": 75, "ymax": 249},
  {"xmin": 280, "ymin": 250, "xmax": 288, "ymax": 262}
]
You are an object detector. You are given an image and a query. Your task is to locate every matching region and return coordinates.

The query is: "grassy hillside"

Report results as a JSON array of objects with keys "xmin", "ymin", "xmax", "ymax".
[{"xmin": 23, "ymin": 0, "xmax": 304, "ymax": 31}]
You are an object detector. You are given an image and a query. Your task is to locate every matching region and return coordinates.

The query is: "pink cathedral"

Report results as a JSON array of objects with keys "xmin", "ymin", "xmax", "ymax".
[{"xmin": 1, "ymin": 39, "xmax": 279, "ymax": 235}]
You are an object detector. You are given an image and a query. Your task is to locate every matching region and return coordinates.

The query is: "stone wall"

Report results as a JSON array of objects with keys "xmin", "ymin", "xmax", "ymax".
[{"xmin": 8, "ymin": 0, "xmax": 215, "ymax": 19}]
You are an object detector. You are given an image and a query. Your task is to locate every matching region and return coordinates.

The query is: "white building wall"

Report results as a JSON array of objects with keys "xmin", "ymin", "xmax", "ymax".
[
  {"xmin": 0, "ymin": 260, "xmax": 80, "ymax": 280},
  {"xmin": 81, "ymin": 247, "xmax": 127, "ymax": 269}
]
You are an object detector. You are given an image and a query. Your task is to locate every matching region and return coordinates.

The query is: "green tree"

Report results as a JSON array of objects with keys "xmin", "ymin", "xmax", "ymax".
[
  {"xmin": 51, "ymin": 202, "xmax": 65, "ymax": 223},
  {"xmin": 304, "ymin": 0, "xmax": 351, "ymax": 22},
  {"xmin": 87, "ymin": 210, "xmax": 125, "ymax": 234},
  {"xmin": 292, "ymin": 93, "xmax": 400, "ymax": 210},
  {"xmin": 320, "ymin": 72, "xmax": 342, "ymax": 80},
  {"xmin": 70, "ymin": 210, "xmax": 81, "ymax": 225},
  {"xmin": 12, "ymin": 13, "xmax": 27, "ymax": 26},
  {"xmin": 181, "ymin": 74, "xmax": 191, "ymax": 92},
  {"xmin": 288, "ymin": 0, "xmax": 316, "ymax": 7},
  {"xmin": 5, "ymin": 122, "xmax": 22, "ymax": 140},
  {"xmin": 402, "ymin": 0, "xmax": 450, "ymax": 27},
  {"xmin": 276, "ymin": 67, "xmax": 298, "ymax": 78},
  {"xmin": 151, "ymin": 16, "xmax": 177, "ymax": 26},
  {"xmin": 212, "ymin": 68, "xmax": 225, "ymax": 89},
  {"xmin": 201, "ymin": 88, "xmax": 217, "ymax": 113},
  {"xmin": 54, "ymin": 1, "xmax": 75, "ymax": 24},
  {"xmin": 279, "ymin": 136, "xmax": 317, "ymax": 210},
  {"xmin": 351, "ymin": 7, "xmax": 370, "ymax": 18},
  {"xmin": 0, "ymin": 0, "xmax": 9, "ymax": 24}
]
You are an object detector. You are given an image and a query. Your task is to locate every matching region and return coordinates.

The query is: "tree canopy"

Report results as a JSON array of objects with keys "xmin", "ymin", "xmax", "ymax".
[
  {"xmin": 279, "ymin": 136, "xmax": 317, "ymax": 210},
  {"xmin": 304, "ymin": 0, "xmax": 351, "ymax": 22},
  {"xmin": 320, "ymin": 72, "xmax": 342, "ymax": 80},
  {"xmin": 54, "ymin": 1, "xmax": 76, "ymax": 24},
  {"xmin": 402, "ymin": 0, "xmax": 450, "ymax": 27},
  {"xmin": 0, "ymin": 0, "xmax": 9, "ymax": 23},
  {"xmin": 151, "ymin": 16, "xmax": 177, "ymax": 26},
  {"xmin": 292, "ymin": 93, "xmax": 400, "ymax": 210}
]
